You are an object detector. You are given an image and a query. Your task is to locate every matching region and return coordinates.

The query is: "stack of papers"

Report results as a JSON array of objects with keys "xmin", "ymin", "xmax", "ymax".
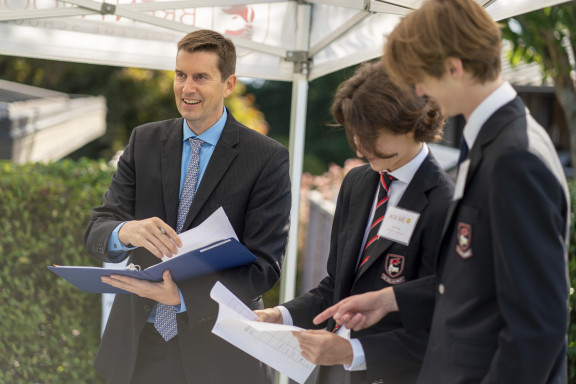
[{"xmin": 210, "ymin": 281, "xmax": 316, "ymax": 384}]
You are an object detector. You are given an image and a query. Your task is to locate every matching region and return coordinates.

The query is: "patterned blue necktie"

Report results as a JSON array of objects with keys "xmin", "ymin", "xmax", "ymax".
[
  {"xmin": 176, "ymin": 137, "xmax": 206, "ymax": 233},
  {"xmin": 154, "ymin": 137, "xmax": 205, "ymax": 342}
]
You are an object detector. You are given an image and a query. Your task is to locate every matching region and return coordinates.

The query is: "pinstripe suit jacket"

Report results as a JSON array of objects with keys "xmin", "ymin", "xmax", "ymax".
[{"xmin": 84, "ymin": 110, "xmax": 291, "ymax": 383}]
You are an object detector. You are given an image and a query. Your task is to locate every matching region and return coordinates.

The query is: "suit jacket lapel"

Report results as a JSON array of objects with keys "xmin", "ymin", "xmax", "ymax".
[
  {"xmin": 354, "ymin": 153, "xmax": 438, "ymax": 283},
  {"xmin": 436, "ymin": 97, "xmax": 524, "ymax": 269},
  {"xmin": 161, "ymin": 120, "xmax": 184, "ymax": 230},
  {"xmin": 180, "ymin": 112, "xmax": 240, "ymax": 231}
]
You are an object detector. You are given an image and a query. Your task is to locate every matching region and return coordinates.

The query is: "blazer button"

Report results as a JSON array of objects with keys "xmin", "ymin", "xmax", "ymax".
[
  {"xmin": 144, "ymin": 305, "xmax": 151, "ymax": 312},
  {"xmin": 438, "ymin": 283, "xmax": 445, "ymax": 295}
]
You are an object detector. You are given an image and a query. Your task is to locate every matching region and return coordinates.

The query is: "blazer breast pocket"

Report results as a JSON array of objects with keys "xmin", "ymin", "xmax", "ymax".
[
  {"xmin": 457, "ymin": 204, "xmax": 480, "ymax": 221},
  {"xmin": 454, "ymin": 204, "xmax": 480, "ymax": 260},
  {"xmin": 206, "ymin": 191, "xmax": 247, "ymax": 212},
  {"xmin": 378, "ymin": 243, "xmax": 414, "ymax": 285}
]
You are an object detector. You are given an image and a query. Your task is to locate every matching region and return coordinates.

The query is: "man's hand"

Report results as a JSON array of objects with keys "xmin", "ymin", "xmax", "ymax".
[
  {"xmin": 293, "ymin": 330, "xmax": 353, "ymax": 366},
  {"xmin": 119, "ymin": 217, "xmax": 182, "ymax": 259},
  {"xmin": 101, "ymin": 270, "xmax": 181, "ymax": 305},
  {"xmin": 254, "ymin": 308, "xmax": 283, "ymax": 324},
  {"xmin": 313, "ymin": 287, "xmax": 398, "ymax": 331}
]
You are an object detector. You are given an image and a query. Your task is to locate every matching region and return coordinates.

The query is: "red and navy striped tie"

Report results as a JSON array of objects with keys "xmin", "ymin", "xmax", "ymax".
[
  {"xmin": 357, "ymin": 172, "xmax": 395, "ymax": 270},
  {"xmin": 332, "ymin": 172, "xmax": 396, "ymax": 333}
]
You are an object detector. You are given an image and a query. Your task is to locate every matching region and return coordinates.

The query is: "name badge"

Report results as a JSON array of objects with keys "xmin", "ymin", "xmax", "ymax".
[
  {"xmin": 453, "ymin": 159, "xmax": 470, "ymax": 200},
  {"xmin": 377, "ymin": 206, "xmax": 420, "ymax": 245}
]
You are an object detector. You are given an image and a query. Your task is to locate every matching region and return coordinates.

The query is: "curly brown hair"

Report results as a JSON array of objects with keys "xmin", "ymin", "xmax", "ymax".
[{"xmin": 331, "ymin": 60, "xmax": 444, "ymax": 156}]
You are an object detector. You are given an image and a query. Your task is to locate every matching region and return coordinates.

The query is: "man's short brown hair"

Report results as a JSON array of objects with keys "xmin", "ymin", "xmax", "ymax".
[
  {"xmin": 331, "ymin": 60, "xmax": 444, "ymax": 156},
  {"xmin": 177, "ymin": 29, "xmax": 236, "ymax": 80},
  {"xmin": 383, "ymin": 0, "xmax": 502, "ymax": 87}
]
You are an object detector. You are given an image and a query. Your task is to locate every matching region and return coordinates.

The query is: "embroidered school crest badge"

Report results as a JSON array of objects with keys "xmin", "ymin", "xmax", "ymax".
[
  {"xmin": 381, "ymin": 254, "xmax": 405, "ymax": 284},
  {"xmin": 455, "ymin": 222, "xmax": 472, "ymax": 258}
]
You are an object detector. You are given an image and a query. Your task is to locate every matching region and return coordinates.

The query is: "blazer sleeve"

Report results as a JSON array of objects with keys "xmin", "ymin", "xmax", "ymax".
[
  {"xmin": 282, "ymin": 171, "xmax": 355, "ymax": 329},
  {"xmin": 84, "ymin": 128, "xmax": 138, "ymax": 262},
  {"xmin": 481, "ymin": 150, "xmax": 569, "ymax": 383},
  {"xmin": 393, "ymin": 275, "xmax": 437, "ymax": 331}
]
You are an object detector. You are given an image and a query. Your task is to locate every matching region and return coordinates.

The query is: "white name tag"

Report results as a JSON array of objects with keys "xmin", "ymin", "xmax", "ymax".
[
  {"xmin": 377, "ymin": 206, "xmax": 420, "ymax": 245},
  {"xmin": 453, "ymin": 159, "xmax": 470, "ymax": 201}
]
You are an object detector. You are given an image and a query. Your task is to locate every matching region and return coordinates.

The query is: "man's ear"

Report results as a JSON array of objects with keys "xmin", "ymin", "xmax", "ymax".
[
  {"xmin": 445, "ymin": 57, "xmax": 464, "ymax": 80},
  {"xmin": 223, "ymin": 74, "xmax": 237, "ymax": 98}
]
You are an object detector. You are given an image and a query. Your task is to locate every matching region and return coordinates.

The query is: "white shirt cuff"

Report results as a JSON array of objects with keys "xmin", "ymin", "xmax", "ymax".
[
  {"xmin": 276, "ymin": 305, "xmax": 294, "ymax": 325},
  {"xmin": 344, "ymin": 338, "xmax": 367, "ymax": 371}
]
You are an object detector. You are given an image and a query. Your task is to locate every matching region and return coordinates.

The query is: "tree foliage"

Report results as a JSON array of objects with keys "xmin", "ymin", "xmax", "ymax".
[
  {"xmin": 502, "ymin": 3, "xmax": 576, "ymax": 176},
  {"xmin": 0, "ymin": 56, "xmax": 269, "ymax": 160},
  {"xmin": 244, "ymin": 67, "xmax": 358, "ymax": 174}
]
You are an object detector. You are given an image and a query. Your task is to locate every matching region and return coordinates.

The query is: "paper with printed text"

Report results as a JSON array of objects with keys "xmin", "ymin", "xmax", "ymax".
[{"xmin": 210, "ymin": 281, "xmax": 316, "ymax": 384}]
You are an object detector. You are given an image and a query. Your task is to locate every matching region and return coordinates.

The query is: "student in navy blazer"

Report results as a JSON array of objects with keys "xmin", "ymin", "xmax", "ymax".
[
  {"xmin": 256, "ymin": 61, "xmax": 454, "ymax": 384},
  {"xmin": 84, "ymin": 30, "xmax": 291, "ymax": 384},
  {"xmin": 320, "ymin": 1, "xmax": 570, "ymax": 383}
]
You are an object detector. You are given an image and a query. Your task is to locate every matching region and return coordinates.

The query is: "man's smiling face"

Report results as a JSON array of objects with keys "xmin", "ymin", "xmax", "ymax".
[{"xmin": 173, "ymin": 50, "xmax": 236, "ymax": 135}]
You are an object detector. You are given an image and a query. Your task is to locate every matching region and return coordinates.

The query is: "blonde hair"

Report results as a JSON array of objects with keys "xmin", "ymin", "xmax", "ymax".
[{"xmin": 383, "ymin": 0, "xmax": 502, "ymax": 87}]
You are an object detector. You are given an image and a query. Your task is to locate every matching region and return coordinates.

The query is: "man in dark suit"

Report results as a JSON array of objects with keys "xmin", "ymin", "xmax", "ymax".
[
  {"xmin": 84, "ymin": 29, "xmax": 291, "ymax": 384},
  {"xmin": 256, "ymin": 61, "xmax": 454, "ymax": 384},
  {"xmin": 317, "ymin": 1, "xmax": 570, "ymax": 383}
]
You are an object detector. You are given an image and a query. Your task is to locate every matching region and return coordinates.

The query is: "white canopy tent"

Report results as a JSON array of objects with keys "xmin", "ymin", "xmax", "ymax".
[{"xmin": 0, "ymin": 1, "xmax": 569, "ymax": 343}]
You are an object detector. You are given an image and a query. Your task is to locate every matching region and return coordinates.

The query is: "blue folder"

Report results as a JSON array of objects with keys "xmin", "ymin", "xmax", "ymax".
[{"xmin": 47, "ymin": 238, "xmax": 256, "ymax": 294}]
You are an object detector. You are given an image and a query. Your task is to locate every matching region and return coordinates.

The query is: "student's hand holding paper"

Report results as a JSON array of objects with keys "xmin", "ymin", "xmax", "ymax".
[
  {"xmin": 293, "ymin": 330, "xmax": 353, "ymax": 366},
  {"xmin": 254, "ymin": 308, "xmax": 283, "ymax": 324},
  {"xmin": 101, "ymin": 270, "xmax": 181, "ymax": 305},
  {"xmin": 119, "ymin": 217, "xmax": 182, "ymax": 259}
]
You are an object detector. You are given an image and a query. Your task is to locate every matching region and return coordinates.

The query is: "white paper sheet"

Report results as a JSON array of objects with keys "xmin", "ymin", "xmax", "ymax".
[
  {"xmin": 210, "ymin": 281, "xmax": 316, "ymax": 384},
  {"xmin": 162, "ymin": 207, "xmax": 237, "ymax": 261}
]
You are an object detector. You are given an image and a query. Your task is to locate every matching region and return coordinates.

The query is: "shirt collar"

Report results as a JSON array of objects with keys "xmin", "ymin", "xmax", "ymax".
[
  {"xmin": 182, "ymin": 107, "xmax": 227, "ymax": 146},
  {"xmin": 388, "ymin": 143, "xmax": 429, "ymax": 185},
  {"xmin": 463, "ymin": 81, "xmax": 517, "ymax": 150}
]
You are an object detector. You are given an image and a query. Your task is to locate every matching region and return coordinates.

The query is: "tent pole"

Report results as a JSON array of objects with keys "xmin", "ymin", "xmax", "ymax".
[
  {"xmin": 277, "ymin": 3, "xmax": 310, "ymax": 384},
  {"xmin": 280, "ymin": 72, "xmax": 308, "ymax": 305},
  {"xmin": 279, "ymin": 0, "xmax": 310, "ymax": 313},
  {"xmin": 277, "ymin": 70, "xmax": 308, "ymax": 384}
]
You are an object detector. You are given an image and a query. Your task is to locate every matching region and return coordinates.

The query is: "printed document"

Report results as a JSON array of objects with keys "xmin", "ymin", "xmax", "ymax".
[
  {"xmin": 210, "ymin": 281, "xmax": 316, "ymax": 384},
  {"xmin": 162, "ymin": 207, "xmax": 237, "ymax": 261}
]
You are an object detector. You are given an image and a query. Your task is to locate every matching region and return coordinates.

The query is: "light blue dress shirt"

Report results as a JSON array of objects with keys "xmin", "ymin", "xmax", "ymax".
[{"xmin": 106, "ymin": 108, "xmax": 227, "ymax": 317}]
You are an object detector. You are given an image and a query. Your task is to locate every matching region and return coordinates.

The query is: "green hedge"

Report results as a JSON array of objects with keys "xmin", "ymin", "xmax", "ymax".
[
  {"xmin": 0, "ymin": 159, "xmax": 575, "ymax": 382},
  {"xmin": 0, "ymin": 159, "xmax": 112, "ymax": 383}
]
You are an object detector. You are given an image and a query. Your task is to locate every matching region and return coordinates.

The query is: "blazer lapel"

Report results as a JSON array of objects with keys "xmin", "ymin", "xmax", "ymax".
[
  {"xmin": 180, "ymin": 113, "xmax": 239, "ymax": 231},
  {"xmin": 436, "ymin": 97, "xmax": 524, "ymax": 269},
  {"xmin": 335, "ymin": 168, "xmax": 380, "ymax": 296},
  {"xmin": 354, "ymin": 153, "xmax": 439, "ymax": 283},
  {"xmin": 161, "ymin": 120, "xmax": 184, "ymax": 230},
  {"xmin": 346, "ymin": 168, "xmax": 379, "ymax": 258}
]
